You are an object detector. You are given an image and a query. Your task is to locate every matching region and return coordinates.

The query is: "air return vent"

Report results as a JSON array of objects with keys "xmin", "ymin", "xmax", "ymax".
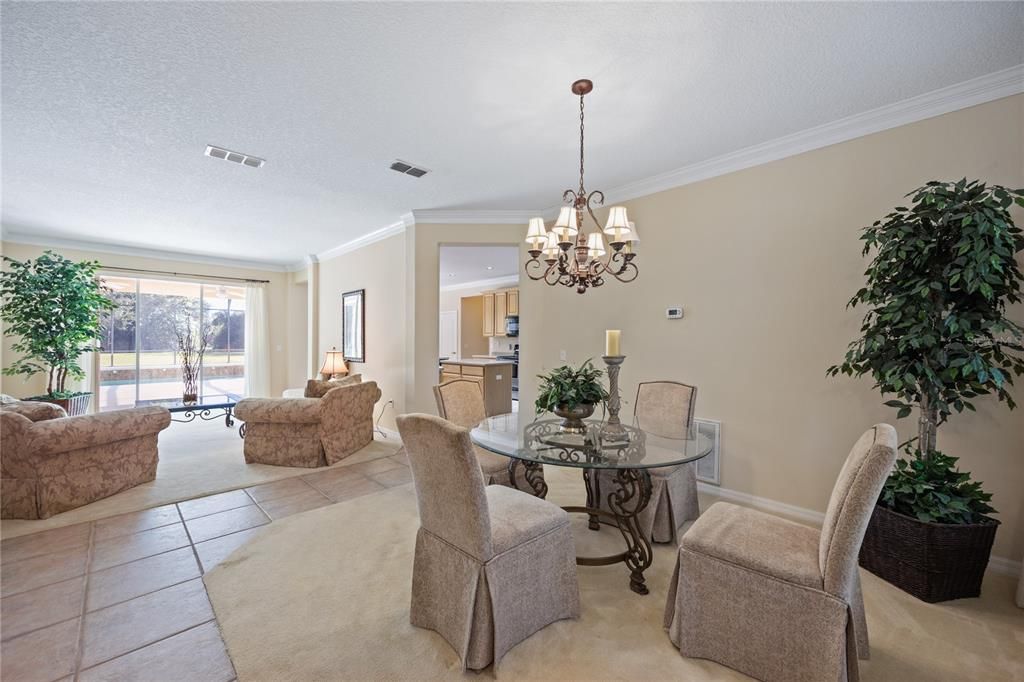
[
  {"xmin": 205, "ymin": 145, "xmax": 265, "ymax": 168},
  {"xmin": 390, "ymin": 160, "xmax": 430, "ymax": 177}
]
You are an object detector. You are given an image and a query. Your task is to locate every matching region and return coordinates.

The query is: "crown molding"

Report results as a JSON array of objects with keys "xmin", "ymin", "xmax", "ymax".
[
  {"xmin": 411, "ymin": 209, "xmax": 543, "ymax": 224},
  {"xmin": 603, "ymin": 64, "xmax": 1024, "ymax": 205},
  {"xmin": 440, "ymin": 274, "xmax": 519, "ymax": 293},
  {"xmin": 0, "ymin": 230, "xmax": 293, "ymax": 272},
  {"xmin": 315, "ymin": 217, "xmax": 408, "ymax": 263}
]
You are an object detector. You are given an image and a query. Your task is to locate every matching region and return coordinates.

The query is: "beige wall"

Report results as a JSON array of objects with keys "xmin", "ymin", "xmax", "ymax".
[
  {"xmin": 0, "ymin": 241, "xmax": 295, "ymax": 398},
  {"xmin": 526, "ymin": 94, "xmax": 1024, "ymax": 561},
  {"xmin": 285, "ymin": 274, "xmax": 309, "ymax": 389},
  {"xmin": 317, "ymin": 233, "xmax": 407, "ymax": 431}
]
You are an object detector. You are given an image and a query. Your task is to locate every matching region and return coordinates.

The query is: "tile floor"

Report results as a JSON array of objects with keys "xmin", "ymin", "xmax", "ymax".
[{"xmin": 0, "ymin": 452, "xmax": 411, "ymax": 682}]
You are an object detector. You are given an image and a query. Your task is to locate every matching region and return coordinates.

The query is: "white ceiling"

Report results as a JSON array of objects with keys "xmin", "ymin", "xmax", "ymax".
[
  {"xmin": 3, "ymin": 2, "xmax": 1022, "ymax": 267},
  {"xmin": 439, "ymin": 246, "xmax": 519, "ymax": 288}
]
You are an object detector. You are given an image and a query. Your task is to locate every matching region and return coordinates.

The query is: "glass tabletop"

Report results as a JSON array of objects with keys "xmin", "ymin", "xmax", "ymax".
[
  {"xmin": 135, "ymin": 394, "xmax": 239, "ymax": 410},
  {"xmin": 470, "ymin": 412, "xmax": 713, "ymax": 470}
]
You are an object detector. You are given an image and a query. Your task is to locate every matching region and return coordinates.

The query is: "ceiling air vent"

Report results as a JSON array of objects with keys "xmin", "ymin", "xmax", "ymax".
[
  {"xmin": 205, "ymin": 145, "xmax": 265, "ymax": 169},
  {"xmin": 390, "ymin": 159, "xmax": 429, "ymax": 177}
]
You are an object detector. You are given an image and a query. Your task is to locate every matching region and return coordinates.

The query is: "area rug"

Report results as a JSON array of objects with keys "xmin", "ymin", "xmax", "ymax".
[
  {"xmin": 0, "ymin": 422, "xmax": 402, "ymax": 540},
  {"xmin": 203, "ymin": 467, "xmax": 1024, "ymax": 681}
]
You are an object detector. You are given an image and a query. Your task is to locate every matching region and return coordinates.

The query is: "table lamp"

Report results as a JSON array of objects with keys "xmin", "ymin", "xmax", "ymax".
[{"xmin": 320, "ymin": 347, "xmax": 349, "ymax": 380}]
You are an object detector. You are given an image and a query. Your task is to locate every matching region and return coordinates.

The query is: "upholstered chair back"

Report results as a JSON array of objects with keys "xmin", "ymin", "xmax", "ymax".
[
  {"xmin": 433, "ymin": 379, "xmax": 487, "ymax": 429},
  {"xmin": 818, "ymin": 424, "xmax": 897, "ymax": 598},
  {"xmin": 396, "ymin": 413, "xmax": 494, "ymax": 560},
  {"xmin": 633, "ymin": 381, "xmax": 697, "ymax": 439}
]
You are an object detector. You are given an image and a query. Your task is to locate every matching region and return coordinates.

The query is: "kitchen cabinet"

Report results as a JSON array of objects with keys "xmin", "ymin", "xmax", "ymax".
[
  {"xmin": 494, "ymin": 291, "xmax": 507, "ymax": 336},
  {"xmin": 506, "ymin": 288, "xmax": 519, "ymax": 315},
  {"xmin": 438, "ymin": 360, "xmax": 513, "ymax": 416},
  {"xmin": 482, "ymin": 293, "xmax": 495, "ymax": 337},
  {"xmin": 481, "ymin": 287, "xmax": 518, "ymax": 337}
]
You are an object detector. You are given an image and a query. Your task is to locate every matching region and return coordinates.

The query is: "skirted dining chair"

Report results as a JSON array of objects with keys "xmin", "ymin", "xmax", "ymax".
[
  {"xmin": 664, "ymin": 424, "xmax": 897, "ymax": 682},
  {"xmin": 433, "ymin": 379, "xmax": 543, "ymax": 491},
  {"xmin": 599, "ymin": 380, "xmax": 699, "ymax": 543},
  {"xmin": 396, "ymin": 413, "xmax": 580, "ymax": 670}
]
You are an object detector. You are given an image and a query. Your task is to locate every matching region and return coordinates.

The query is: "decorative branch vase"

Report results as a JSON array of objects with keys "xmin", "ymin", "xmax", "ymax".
[{"xmin": 553, "ymin": 402, "xmax": 596, "ymax": 434}]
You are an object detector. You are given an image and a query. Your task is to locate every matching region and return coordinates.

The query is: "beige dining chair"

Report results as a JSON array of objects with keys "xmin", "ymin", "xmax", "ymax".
[
  {"xmin": 598, "ymin": 380, "xmax": 699, "ymax": 543},
  {"xmin": 396, "ymin": 413, "xmax": 580, "ymax": 670},
  {"xmin": 433, "ymin": 379, "xmax": 542, "ymax": 491},
  {"xmin": 664, "ymin": 424, "xmax": 897, "ymax": 682}
]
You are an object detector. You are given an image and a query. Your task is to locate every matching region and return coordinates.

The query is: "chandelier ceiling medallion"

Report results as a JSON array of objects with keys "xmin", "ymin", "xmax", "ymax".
[{"xmin": 524, "ymin": 79, "xmax": 639, "ymax": 294}]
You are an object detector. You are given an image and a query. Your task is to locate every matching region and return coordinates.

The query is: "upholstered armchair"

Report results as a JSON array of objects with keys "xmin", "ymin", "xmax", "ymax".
[
  {"xmin": 235, "ymin": 380, "xmax": 381, "ymax": 467},
  {"xmin": 397, "ymin": 413, "xmax": 579, "ymax": 671},
  {"xmin": 664, "ymin": 424, "xmax": 897, "ymax": 682},
  {"xmin": 599, "ymin": 380, "xmax": 699, "ymax": 543},
  {"xmin": 1, "ymin": 405, "xmax": 172, "ymax": 519},
  {"xmin": 433, "ymin": 379, "xmax": 538, "ymax": 491}
]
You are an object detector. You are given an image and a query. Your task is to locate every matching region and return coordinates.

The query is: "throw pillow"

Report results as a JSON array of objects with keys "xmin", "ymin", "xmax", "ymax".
[{"xmin": 304, "ymin": 373, "xmax": 362, "ymax": 398}]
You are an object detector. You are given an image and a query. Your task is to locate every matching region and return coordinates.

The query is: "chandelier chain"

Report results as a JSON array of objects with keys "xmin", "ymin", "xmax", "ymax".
[{"xmin": 578, "ymin": 94, "xmax": 585, "ymax": 197}]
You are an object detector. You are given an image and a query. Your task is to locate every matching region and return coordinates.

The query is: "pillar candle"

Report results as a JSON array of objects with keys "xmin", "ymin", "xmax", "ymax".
[{"xmin": 605, "ymin": 329, "xmax": 621, "ymax": 356}]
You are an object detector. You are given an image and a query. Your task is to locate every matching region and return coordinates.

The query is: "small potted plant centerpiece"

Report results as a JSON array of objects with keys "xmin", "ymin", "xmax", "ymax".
[
  {"xmin": 535, "ymin": 359, "xmax": 609, "ymax": 433},
  {"xmin": 829, "ymin": 180, "xmax": 1023, "ymax": 602},
  {"xmin": 0, "ymin": 251, "xmax": 116, "ymax": 416}
]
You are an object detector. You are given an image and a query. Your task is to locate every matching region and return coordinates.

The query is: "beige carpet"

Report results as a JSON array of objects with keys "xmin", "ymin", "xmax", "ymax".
[
  {"xmin": 204, "ymin": 467, "xmax": 1024, "ymax": 681},
  {"xmin": 1, "ymin": 422, "xmax": 402, "ymax": 540}
]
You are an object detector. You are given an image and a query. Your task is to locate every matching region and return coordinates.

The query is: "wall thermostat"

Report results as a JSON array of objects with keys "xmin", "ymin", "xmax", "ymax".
[{"xmin": 666, "ymin": 306, "xmax": 684, "ymax": 319}]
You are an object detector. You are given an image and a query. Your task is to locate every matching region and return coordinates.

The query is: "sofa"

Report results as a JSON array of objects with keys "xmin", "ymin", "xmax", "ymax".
[
  {"xmin": 234, "ymin": 379, "xmax": 381, "ymax": 467},
  {"xmin": 0, "ymin": 399, "xmax": 172, "ymax": 519}
]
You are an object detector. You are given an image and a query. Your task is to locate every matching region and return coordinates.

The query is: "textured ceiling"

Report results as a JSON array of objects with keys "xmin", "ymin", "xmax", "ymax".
[{"xmin": 3, "ymin": 2, "xmax": 1022, "ymax": 266}]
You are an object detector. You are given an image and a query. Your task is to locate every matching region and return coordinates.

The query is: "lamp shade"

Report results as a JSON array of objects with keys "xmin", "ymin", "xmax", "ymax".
[
  {"xmin": 525, "ymin": 217, "xmax": 547, "ymax": 247},
  {"xmin": 320, "ymin": 347, "xmax": 348, "ymax": 377},
  {"xmin": 604, "ymin": 206, "xmax": 631, "ymax": 234},
  {"xmin": 552, "ymin": 206, "xmax": 579, "ymax": 242},
  {"xmin": 542, "ymin": 231, "xmax": 560, "ymax": 259},
  {"xmin": 624, "ymin": 221, "xmax": 640, "ymax": 255},
  {"xmin": 586, "ymin": 231, "xmax": 606, "ymax": 258}
]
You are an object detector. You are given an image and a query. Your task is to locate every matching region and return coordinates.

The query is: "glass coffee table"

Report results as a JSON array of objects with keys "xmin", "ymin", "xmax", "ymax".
[
  {"xmin": 135, "ymin": 394, "xmax": 240, "ymax": 429},
  {"xmin": 471, "ymin": 413, "xmax": 712, "ymax": 595}
]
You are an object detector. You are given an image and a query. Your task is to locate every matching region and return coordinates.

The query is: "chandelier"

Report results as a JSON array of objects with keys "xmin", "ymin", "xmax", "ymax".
[{"xmin": 524, "ymin": 79, "xmax": 639, "ymax": 294}]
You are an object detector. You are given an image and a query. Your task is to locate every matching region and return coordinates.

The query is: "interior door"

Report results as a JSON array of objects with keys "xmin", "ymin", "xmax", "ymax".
[{"xmin": 439, "ymin": 310, "xmax": 459, "ymax": 360}]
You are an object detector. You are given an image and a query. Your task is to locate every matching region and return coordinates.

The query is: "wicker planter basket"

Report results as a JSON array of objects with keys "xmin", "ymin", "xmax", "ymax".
[
  {"xmin": 28, "ymin": 393, "xmax": 92, "ymax": 417},
  {"xmin": 859, "ymin": 503, "xmax": 999, "ymax": 603}
]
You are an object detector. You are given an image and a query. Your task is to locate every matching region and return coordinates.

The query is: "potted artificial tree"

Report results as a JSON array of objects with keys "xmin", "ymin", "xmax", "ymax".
[
  {"xmin": 0, "ymin": 251, "xmax": 115, "ymax": 416},
  {"xmin": 829, "ymin": 180, "xmax": 1023, "ymax": 602},
  {"xmin": 535, "ymin": 359, "xmax": 609, "ymax": 434}
]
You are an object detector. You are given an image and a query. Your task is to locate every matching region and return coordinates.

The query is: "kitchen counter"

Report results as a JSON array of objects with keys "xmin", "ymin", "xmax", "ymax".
[
  {"xmin": 440, "ymin": 360, "xmax": 513, "ymax": 416},
  {"xmin": 445, "ymin": 358, "xmax": 513, "ymax": 367}
]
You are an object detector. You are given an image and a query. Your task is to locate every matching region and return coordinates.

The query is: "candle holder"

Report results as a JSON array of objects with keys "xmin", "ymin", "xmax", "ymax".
[{"xmin": 601, "ymin": 355, "xmax": 628, "ymax": 441}]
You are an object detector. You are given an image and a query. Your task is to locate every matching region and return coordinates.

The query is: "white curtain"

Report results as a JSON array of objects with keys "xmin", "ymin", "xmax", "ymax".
[{"xmin": 244, "ymin": 284, "xmax": 271, "ymax": 397}]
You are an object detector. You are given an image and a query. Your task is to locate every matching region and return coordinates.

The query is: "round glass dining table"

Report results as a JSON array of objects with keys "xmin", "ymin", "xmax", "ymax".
[{"xmin": 471, "ymin": 412, "xmax": 713, "ymax": 595}]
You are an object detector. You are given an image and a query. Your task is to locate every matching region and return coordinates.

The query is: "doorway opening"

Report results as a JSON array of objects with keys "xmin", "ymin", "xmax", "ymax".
[{"xmin": 438, "ymin": 245, "xmax": 520, "ymax": 410}]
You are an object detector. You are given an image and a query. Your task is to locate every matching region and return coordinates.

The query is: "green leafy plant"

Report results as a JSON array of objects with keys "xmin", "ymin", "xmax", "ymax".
[
  {"xmin": 882, "ymin": 449, "xmax": 995, "ymax": 524},
  {"xmin": 0, "ymin": 251, "xmax": 116, "ymax": 397},
  {"xmin": 535, "ymin": 359, "xmax": 609, "ymax": 414},
  {"xmin": 828, "ymin": 179, "xmax": 1023, "ymax": 524}
]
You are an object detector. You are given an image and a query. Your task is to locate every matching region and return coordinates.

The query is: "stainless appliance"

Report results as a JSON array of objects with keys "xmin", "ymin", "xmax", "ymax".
[
  {"xmin": 496, "ymin": 344, "xmax": 519, "ymax": 401},
  {"xmin": 505, "ymin": 315, "xmax": 519, "ymax": 337}
]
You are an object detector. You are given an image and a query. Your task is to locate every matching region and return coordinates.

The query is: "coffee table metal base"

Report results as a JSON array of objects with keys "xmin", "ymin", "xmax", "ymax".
[{"xmin": 507, "ymin": 459, "xmax": 653, "ymax": 595}]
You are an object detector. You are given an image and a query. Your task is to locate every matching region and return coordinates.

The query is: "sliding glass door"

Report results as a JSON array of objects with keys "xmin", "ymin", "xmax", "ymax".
[{"xmin": 98, "ymin": 276, "xmax": 246, "ymax": 411}]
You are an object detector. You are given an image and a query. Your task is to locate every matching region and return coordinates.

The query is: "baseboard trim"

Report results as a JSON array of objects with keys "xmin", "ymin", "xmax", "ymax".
[{"xmin": 696, "ymin": 482, "xmax": 1021, "ymax": 578}]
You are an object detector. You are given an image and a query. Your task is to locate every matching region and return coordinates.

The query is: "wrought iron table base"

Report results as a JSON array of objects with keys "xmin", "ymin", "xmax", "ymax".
[
  {"xmin": 170, "ymin": 406, "xmax": 236, "ymax": 428},
  {"xmin": 507, "ymin": 459, "xmax": 653, "ymax": 595}
]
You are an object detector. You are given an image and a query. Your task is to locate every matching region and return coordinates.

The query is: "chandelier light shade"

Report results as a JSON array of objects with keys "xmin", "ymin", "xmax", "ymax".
[
  {"xmin": 524, "ymin": 79, "xmax": 639, "ymax": 293},
  {"xmin": 525, "ymin": 217, "xmax": 548, "ymax": 248}
]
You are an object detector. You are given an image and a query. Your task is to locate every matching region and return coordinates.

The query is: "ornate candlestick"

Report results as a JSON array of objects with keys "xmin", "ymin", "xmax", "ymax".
[{"xmin": 601, "ymin": 355, "xmax": 628, "ymax": 441}]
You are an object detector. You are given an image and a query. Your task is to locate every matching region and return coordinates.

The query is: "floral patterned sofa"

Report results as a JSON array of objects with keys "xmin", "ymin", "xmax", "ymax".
[
  {"xmin": 234, "ymin": 379, "xmax": 382, "ymax": 467},
  {"xmin": 0, "ymin": 398, "xmax": 172, "ymax": 519}
]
